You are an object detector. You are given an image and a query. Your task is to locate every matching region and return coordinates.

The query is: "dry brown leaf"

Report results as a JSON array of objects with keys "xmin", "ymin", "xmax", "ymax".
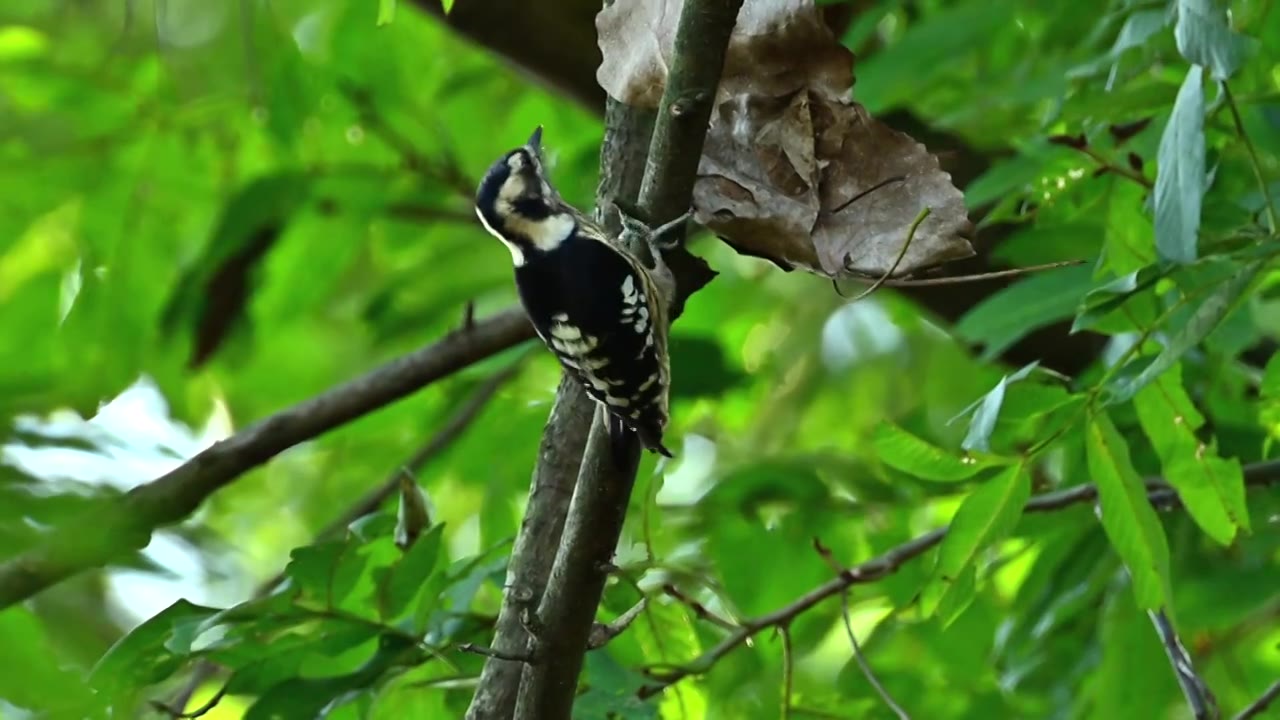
[{"xmin": 596, "ymin": 0, "xmax": 974, "ymax": 279}]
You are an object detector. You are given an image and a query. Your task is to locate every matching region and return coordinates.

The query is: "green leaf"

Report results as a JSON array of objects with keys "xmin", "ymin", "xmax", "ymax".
[
  {"xmin": 1085, "ymin": 412, "xmax": 1171, "ymax": 610},
  {"xmin": 1072, "ymin": 265, "xmax": 1165, "ymax": 334},
  {"xmin": 920, "ymin": 464, "xmax": 1030, "ymax": 622},
  {"xmin": 89, "ymin": 600, "xmax": 221, "ymax": 706},
  {"xmin": 1133, "ymin": 365, "xmax": 1248, "ymax": 544},
  {"xmin": 441, "ymin": 0, "xmax": 456, "ymax": 12},
  {"xmin": 0, "ymin": 608, "xmax": 94, "ymax": 714},
  {"xmin": 954, "ymin": 265, "xmax": 1094, "ymax": 360},
  {"xmin": 284, "ymin": 539, "xmax": 367, "ymax": 610},
  {"xmin": 873, "ymin": 422, "xmax": 993, "ymax": 482},
  {"xmin": 381, "ymin": 523, "xmax": 445, "ymax": 620},
  {"xmin": 1153, "ymin": 65, "xmax": 1205, "ymax": 265},
  {"xmin": 377, "ymin": 0, "xmax": 396, "ymax": 25},
  {"xmin": 577, "ymin": 651, "xmax": 660, "ymax": 720},
  {"xmin": 1106, "ymin": 261, "xmax": 1261, "ymax": 404},
  {"xmin": 954, "ymin": 362, "xmax": 1040, "ymax": 453},
  {"xmin": 1100, "ymin": 180, "xmax": 1156, "ymax": 275},
  {"xmin": 1174, "ymin": 0, "xmax": 1247, "ymax": 80}
]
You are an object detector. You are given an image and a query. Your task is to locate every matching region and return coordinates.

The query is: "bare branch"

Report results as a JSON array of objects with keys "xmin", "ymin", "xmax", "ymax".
[
  {"xmin": 813, "ymin": 540, "xmax": 910, "ymax": 720},
  {"xmin": 150, "ymin": 683, "xmax": 228, "ymax": 719},
  {"xmin": 587, "ymin": 598, "xmax": 648, "ymax": 650},
  {"xmin": 509, "ymin": 1, "xmax": 741, "ymax": 715},
  {"xmin": 663, "ymin": 583, "xmax": 737, "ymax": 631},
  {"xmin": 0, "ymin": 307, "xmax": 535, "ymax": 610},
  {"xmin": 1233, "ymin": 679, "xmax": 1280, "ymax": 720},
  {"xmin": 638, "ymin": 461, "xmax": 1280, "ymax": 697},
  {"xmin": 460, "ymin": 644, "xmax": 536, "ymax": 664},
  {"xmin": 1149, "ymin": 608, "xmax": 1219, "ymax": 719},
  {"xmin": 465, "ymin": 375, "xmax": 596, "ymax": 720}
]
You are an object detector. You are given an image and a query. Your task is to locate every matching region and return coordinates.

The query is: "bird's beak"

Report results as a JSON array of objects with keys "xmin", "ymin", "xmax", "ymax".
[{"xmin": 526, "ymin": 125, "xmax": 543, "ymax": 155}]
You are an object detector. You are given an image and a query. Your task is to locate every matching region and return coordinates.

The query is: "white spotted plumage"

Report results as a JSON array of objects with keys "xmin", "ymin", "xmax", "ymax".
[{"xmin": 474, "ymin": 127, "xmax": 675, "ymax": 460}]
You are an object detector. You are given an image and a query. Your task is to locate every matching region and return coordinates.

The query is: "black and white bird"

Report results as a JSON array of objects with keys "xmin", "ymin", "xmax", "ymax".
[{"xmin": 474, "ymin": 127, "xmax": 677, "ymax": 463}]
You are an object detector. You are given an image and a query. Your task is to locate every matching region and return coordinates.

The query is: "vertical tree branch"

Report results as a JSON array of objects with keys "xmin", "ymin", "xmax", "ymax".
[
  {"xmin": 509, "ymin": 0, "xmax": 742, "ymax": 717},
  {"xmin": 465, "ymin": 77, "xmax": 656, "ymax": 720},
  {"xmin": 464, "ymin": 377, "xmax": 594, "ymax": 719}
]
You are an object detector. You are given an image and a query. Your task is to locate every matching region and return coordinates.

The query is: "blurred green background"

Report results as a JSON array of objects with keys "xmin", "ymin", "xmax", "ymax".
[{"xmin": 1, "ymin": 0, "xmax": 1279, "ymax": 718}]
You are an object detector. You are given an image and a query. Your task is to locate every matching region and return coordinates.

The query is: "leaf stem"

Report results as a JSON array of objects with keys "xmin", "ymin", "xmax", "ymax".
[{"xmin": 1222, "ymin": 82, "xmax": 1278, "ymax": 234}]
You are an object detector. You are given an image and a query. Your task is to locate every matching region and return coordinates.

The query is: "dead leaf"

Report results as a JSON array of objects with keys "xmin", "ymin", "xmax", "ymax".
[{"xmin": 596, "ymin": 0, "xmax": 974, "ymax": 279}]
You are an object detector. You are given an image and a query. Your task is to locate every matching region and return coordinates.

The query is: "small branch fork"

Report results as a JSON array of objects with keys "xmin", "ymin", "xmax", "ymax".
[{"xmin": 637, "ymin": 461, "xmax": 1280, "ymax": 698}]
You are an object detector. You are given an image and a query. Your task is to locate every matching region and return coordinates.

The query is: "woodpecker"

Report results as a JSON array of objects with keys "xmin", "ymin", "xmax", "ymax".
[{"xmin": 474, "ymin": 127, "xmax": 679, "ymax": 463}]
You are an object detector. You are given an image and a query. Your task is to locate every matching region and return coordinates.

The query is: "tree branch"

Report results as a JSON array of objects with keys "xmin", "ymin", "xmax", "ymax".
[
  {"xmin": 464, "ymin": 378, "xmax": 594, "ymax": 719},
  {"xmin": 1149, "ymin": 607, "xmax": 1218, "ymax": 719},
  {"xmin": 0, "ymin": 307, "xmax": 535, "ymax": 609},
  {"xmin": 1233, "ymin": 679, "xmax": 1280, "ymax": 720},
  {"xmin": 639, "ymin": 460, "xmax": 1280, "ymax": 697},
  {"xmin": 463, "ymin": 79, "xmax": 656, "ymax": 720},
  {"xmin": 508, "ymin": 1, "xmax": 742, "ymax": 717}
]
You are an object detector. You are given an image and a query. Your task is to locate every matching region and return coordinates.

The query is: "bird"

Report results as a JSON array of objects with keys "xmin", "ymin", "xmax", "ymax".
[{"xmin": 474, "ymin": 126, "xmax": 680, "ymax": 465}]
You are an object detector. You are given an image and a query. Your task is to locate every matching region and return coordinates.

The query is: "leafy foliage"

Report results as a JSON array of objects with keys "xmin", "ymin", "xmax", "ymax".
[{"xmin": 2, "ymin": 0, "xmax": 1279, "ymax": 718}]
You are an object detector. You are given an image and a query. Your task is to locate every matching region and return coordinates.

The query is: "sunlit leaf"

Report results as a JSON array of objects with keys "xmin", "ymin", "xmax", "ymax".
[
  {"xmin": 952, "ymin": 362, "xmax": 1040, "ymax": 453},
  {"xmin": 378, "ymin": 0, "xmax": 396, "ymax": 25},
  {"xmin": 1106, "ymin": 261, "xmax": 1261, "ymax": 404},
  {"xmin": 380, "ymin": 523, "xmax": 445, "ymax": 620},
  {"xmin": 284, "ymin": 540, "xmax": 368, "ymax": 610},
  {"xmin": 1153, "ymin": 66, "xmax": 1205, "ymax": 265},
  {"xmin": 921, "ymin": 463, "xmax": 1030, "ymax": 623},
  {"xmin": 89, "ymin": 600, "xmax": 221, "ymax": 707},
  {"xmin": 1133, "ymin": 365, "xmax": 1247, "ymax": 544},
  {"xmin": 1174, "ymin": 0, "xmax": 1246, "ymax": 80},
  {"xmin": 873, "ymin": 422, "xmax": 994, "ymax": 482},
  {"xmin": 1085, "ymin": 412, "xmax": 1171, "ymax": 610}
]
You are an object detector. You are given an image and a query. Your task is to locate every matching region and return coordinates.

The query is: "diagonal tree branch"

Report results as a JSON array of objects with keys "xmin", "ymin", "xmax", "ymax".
[
  {"xmin": 639, "ymin": 460, "xmax": 1280, "ymax": 697},
  {"xmin": 1233, "ymin": 679, "xmax": 1280, "ymax": 720},
  {"xmin": 0, "ymin": 308, "xmax": 535, "ymax": 609},
  {"xmin": 1149, "ymin": 607, "xmax": 1219, "ymax": 719}
]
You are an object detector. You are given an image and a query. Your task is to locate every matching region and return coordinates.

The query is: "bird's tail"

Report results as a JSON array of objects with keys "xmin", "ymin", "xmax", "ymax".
[{"xmin": 607, "ymin": 414, "xmax": 672, "ymax": 470}]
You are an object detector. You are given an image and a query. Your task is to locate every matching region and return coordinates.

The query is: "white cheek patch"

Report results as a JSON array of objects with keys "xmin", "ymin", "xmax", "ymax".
[
  {"xmin": 508, "ymin": 213, "xmax": 575, "ymax": 253},
  {"xmin": 475, "ymin": 207, "xmax": 525, "ymax": 267}
]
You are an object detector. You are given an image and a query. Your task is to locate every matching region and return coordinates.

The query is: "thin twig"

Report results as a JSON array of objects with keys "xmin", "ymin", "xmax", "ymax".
[
  {"xmin": 832, "ymin": 175, "xmax": 908, "ymax": 214},
  {"xmin": 587, "ymin": 599, "xmax": 648, "ymax": 650},
  {"xmin": 460, "ymin": 644, "xmax": 536, "ymax": 664},
  {"xmin": 663, "ymin": 584, "xmax": 737, "ymax": 631},
  {"xmin": 1078, "ymin": 145, "xmax": 1154, "ymax": 189},
  {"xmin": 149, "ymin": 683, "xmax": 228, "ymax": 719},
  {"xmin": 637, "ymin": 461, "xmax": 1280, "ymax": 697},
  {"xmin": 813, "ymin": 540, "xmax": 910, "ymax": 720},
  {"xmin": 836, "ymin": 206, "xmax": 931, "ymax": 300},
  {"xmin": 1149, "ymin": 608, "xmax": 1219, "ymax": 719},
  {"xmin": 1222, "ymin": 82, "xmax": 1278, "ymax": 234},
  {"xmin": 846, "ymin": 259, "xmax": 1087, "ymax": 289},
  {"xmin": 780, "ymin": 624, "xmax": 794, "ymax": 720},
  {"xmin": 1233, "ymin": 679, "xmax": 1280, "ymax": 720}
]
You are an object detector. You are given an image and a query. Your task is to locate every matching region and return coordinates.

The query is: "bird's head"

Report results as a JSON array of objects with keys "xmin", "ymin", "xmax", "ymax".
[{"xmin": 474, "ymin": 126, "xmax": 576, "ymax": 265}]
